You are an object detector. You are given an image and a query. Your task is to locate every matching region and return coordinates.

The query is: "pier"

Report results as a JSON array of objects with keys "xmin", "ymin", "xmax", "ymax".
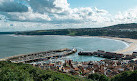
[
  {"xmin": 78, "ymin": 50, "xmax": 129, "ymax": 60},
  {"xmin": 0, "ymin": 48, "xmax": 77, "ymax": 63}
]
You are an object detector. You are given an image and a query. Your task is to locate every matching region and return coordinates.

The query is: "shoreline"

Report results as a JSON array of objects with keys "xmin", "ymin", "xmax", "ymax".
[
  {"xmin": 9, "ymin": 34, "xmax": 137, "ymax": 55},
  {"xmin": 1, "ymin": 34, "xmax": 136, "ymax": 61},
  {"xmin": 94, "ymin": 36, "xmax": 137, "ymax": 55}
]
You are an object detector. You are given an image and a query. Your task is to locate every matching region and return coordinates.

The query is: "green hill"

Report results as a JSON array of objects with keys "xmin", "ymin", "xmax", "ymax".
[
  {"xmin": 0, "ymin": 61, "xmax": 91, "ymax": 81},
  {"xmin": 15, "ymin": 23, "xmax": 137, "ymax": 39},
  {"xmin": 111, "ymin": 70, "xmax": 137, "ymax": 81},
  {"xmin": 0, "ymin": 32, "xmax": 14, "ymax": 35},
  {"xmin": 1, "ymin": 61, "xmax": 137, "ymax": 81}
]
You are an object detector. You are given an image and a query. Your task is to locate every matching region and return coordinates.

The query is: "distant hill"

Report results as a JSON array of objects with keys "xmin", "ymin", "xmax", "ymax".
[
  {"xmin": 15, "ymin": 23, "xmax": 137, "ymax": 39},
  {"xmin": 106, "ymin": 23, "xmax": 137, "ymax": 29},
  {"xmin": 0, "ymin": 32, "xmax": 14, "ymax": 35}
]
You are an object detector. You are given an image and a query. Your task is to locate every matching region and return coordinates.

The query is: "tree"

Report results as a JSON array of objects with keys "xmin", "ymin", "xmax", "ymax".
[
  {"xmin": 111, "ymin": 71, "xmax": 132, "ymax": 81},
  {"xmin": 88, "ymin": 73, "xmax": 109, "ymax": 81}
]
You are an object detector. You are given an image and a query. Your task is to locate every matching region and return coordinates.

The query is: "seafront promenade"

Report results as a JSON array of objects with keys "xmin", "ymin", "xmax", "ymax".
[{"xmin": 0, "ymin": 48, "xmax": 77, "ymax": 63}]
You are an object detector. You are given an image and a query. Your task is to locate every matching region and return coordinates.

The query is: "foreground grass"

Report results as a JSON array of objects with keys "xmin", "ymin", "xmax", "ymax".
[
  {"xmin": 0, "ymin": 61, "xmax": 91, "ymax": 81},
  {"xmin": 1, "ymin": 61, "xmax": 137, "ymax": 81}
]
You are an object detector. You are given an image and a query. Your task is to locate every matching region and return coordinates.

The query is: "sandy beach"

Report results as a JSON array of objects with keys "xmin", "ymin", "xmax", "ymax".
[
  {"xmin": 54, "ymin": 35, "xmax": 137, "ymax": 55},
  {"xmin": 97, "ymin": 36, "xmax": 137, "ymax": 55}
]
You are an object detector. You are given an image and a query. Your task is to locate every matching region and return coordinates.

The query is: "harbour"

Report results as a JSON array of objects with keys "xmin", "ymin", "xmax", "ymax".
[
  {"xmin": 78, "ymin": 50, "xmax": 137, "ymax": 60},
  {"xmin": 0, "ymin": 48, "xmax": 77, "ymax": 63},
  {"xmin": 1, "ymin": 1, "xmax": 137, "ymax": 80},
  {"xmin": 0, "ymin": 35, "xmax": 127, "ymax": 62},
  {"xmin": 0, "ymin": 35, "xmax": 137, "ymax": 77}
]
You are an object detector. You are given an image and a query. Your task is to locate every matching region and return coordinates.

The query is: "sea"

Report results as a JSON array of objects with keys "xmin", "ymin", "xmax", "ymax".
[{"xmin": 0, "ymin": 35, "xmax": 128, "ymax": 62}]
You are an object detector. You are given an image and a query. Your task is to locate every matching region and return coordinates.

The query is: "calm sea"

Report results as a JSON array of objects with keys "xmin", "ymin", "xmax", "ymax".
[{"xmin": 0, "ymin": 35, "xmax": 128, "ymax": 61}]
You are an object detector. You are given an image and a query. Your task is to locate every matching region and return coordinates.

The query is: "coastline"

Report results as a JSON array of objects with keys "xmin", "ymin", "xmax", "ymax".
[
  {"xmin": 21, "ymin": 35, "xmax": 137, "ymax": 55},
  {"xmin": 9, "ymin": 34, "xmax": 137, "ymax": 55},
  {"xmin": 0, "ymin": 35, "xmax": 136, "ymax": 61},
  {"xmin": 94, "ymin": 36, "xmax": 137, "ymax": 55}
]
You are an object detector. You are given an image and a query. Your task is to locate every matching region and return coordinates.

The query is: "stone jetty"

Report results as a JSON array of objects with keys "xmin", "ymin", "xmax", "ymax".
[{"xmin": 0, "ymin": 48, "xmax": 77, "ymax": 63}]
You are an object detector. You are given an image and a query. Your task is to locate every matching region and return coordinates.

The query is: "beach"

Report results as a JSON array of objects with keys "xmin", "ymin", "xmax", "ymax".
[{"xmin": 97, "ymin": 36, "xmax": 137, "ymax": 55}]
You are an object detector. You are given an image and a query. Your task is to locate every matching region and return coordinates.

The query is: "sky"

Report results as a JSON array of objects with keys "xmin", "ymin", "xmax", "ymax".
[
  {"xmin": 68, "ymin": 0, "xmax": 137, "ymax": 14},
  {"xmin": 0, "ymin": 0, "xmax": 137, "ymax": 31}
]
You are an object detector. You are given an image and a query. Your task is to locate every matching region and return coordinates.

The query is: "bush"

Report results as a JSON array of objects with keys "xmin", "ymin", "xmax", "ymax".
[
  {"xmin": 88, "ymin": 73, "xmax": 109, "ymax": 81},
  {"xmin": 111, "ymin": 71, "xmax": 137, "ymax": 81},
  {"xmin": 0, "ymin": 61, "xmax": 89, "ymax": 81}
]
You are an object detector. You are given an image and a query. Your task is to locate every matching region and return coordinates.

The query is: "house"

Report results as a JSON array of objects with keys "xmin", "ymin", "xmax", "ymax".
[
  {"xmin": 63, "ymin": 67, "xmax": 71, "ymax": 73},
  {"xmin": 132, "ymin": 52, "xmax": 137, "ymax": 57}
]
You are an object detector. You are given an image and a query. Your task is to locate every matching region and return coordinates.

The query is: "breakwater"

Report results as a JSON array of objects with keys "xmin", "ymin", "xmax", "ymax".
[
  {"xmin": 0, "ymin": 48, "xmax": 77, "ymax": 63},
  {"xmin": 78, "ymin": 50, "xmax": 136, "ymax": 60}
]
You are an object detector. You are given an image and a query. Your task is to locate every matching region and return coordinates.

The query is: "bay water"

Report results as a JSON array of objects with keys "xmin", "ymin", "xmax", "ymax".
[{"xmin": 0, "ymin": 35, "xmax": 127, "ymax": 61}]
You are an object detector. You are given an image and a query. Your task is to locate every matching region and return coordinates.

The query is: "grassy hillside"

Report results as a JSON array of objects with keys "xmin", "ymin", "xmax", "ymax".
[
  {"xmin": 1, "ymin": 61, "xmax": 137, "ymax": 81},
  {"xmin": 0, "ymin": 61, "xmax": 91, "ymax": 81},
  {"xmin": 111, "ymin": 70, "xmax": 137, "ymax": 81},
  {"xmin": 15, "ymin": 23, "xmax": 137, "ymax": 39}
]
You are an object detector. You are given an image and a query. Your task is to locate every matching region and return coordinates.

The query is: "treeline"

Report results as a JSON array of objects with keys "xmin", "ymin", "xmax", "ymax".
[
  {"xmin": 16, "ymin": 23, "xmax": 137, "ymax": 39},
  {"xmin": 0, "ymin": 32, "xmax": 14, "ymax": 35},
  {"xmin": 88, "ymin": 70, "xmax": 137, "ymax": 81},
  {"xmin": 111, "ymin": 70, "xmax": 137, "ymax": 81},
  {"xmin": 0, "ymin": 61, "xmax": 137, "ymax": 81}
]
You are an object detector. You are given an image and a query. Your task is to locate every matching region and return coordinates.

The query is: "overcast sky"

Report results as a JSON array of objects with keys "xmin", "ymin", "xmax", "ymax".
[{"xmin": 0, "ymin": 0, "xmax": 137, "ymax": 31}]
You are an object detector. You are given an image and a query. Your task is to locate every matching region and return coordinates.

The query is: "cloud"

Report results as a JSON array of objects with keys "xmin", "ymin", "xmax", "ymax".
[
  {"xmin": 115, "ymin": 8, "xmax": 137, "ymax": 23},
  {"xmin": 27, "ymin": 0, "xmax": 70, "ymax": 14},
  {"xmin": 7, "ymin": 7, "xmax": 51, "ymax": 22},
  {"xmin": 0, "ymin": 0, "xmax": 137, "ymax": 32},
  {"xmin": 0, "ymin": 0, "xmax": 109, "ymax": 23},
  {"xmin": 0, "ymin": 0, "xmax": 28, "ymax": 12},
  {"xmin": 49, "ymin": 7, "xmax": 109, "ymax": 24},
  {"xmin": 0, "ymin": 14, "xmax": 7, "ymax": 21}
]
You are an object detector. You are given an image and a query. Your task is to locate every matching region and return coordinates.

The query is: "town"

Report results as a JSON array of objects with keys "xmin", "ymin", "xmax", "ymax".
[
  {"xmin": 31, "ymin": 50, "xmax": 137, "ymax": 77},
  {"xmin": 2, "ymin": 48, "xmax": 137, "ymax": 77},
  {"xmin": 32, "ymin": 58, "xmax": 137, "ymax": 77}
]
